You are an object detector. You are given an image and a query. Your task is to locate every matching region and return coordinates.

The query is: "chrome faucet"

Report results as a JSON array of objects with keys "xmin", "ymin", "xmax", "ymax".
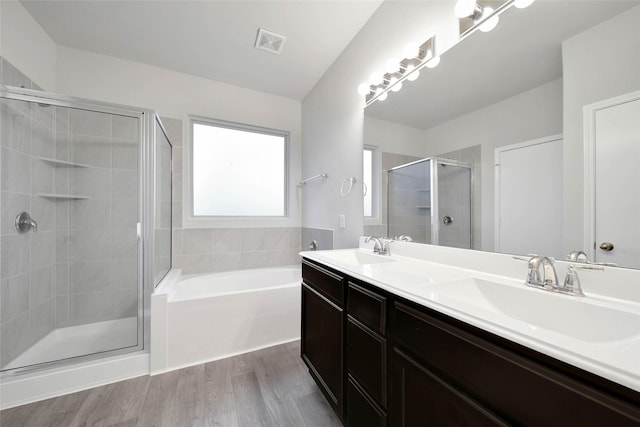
[
  {"xmin": 523, "ymin": 255, "xmax": 602, "ymax": 297},
  {"xmin": 365, "ymin": 236, "xmax": 391, "ymax": 255},
  {"xmin": 566, "ymin": 250, "xmax": 589, "ymax": 263},
  {"xmin": 526, "ymin": 256, "xmax": 558, "ymax": 289},
  {"xmin": 396, "ymin": 235, "xmax": 413, "ymax": 242}
]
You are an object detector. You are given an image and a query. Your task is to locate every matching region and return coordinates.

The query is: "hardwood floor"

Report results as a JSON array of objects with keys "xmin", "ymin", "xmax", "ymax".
[{"xmin": 0, "ymin": 341, "xmax": 343, "ymax": 427}]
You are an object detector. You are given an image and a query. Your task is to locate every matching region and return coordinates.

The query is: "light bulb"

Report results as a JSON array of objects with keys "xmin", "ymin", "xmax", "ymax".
[
  {"xmin": 390, "ymin": 77, "xmax": 402, "ymax": 92},
  {"xmin": 478, "ymin": 7, "xmax": 499, "ymax": 32},
  {"xmin": 407, "ymin": 70, "xmax": 420, "ymax": 82},
  {"xmin": 454, "ymin": 0, "xmax": 476, "ymax": 18},
  {"xmin": 357, "ymin": 83, "xmax": 371, "ymax": 96},
  {"xmin": 369, "ymin": 72, "xmax": 383, "ymax": 86},
  {"xmin": 403, "ymin": 42, "xmax": 420, "ymax": 59},
  {"xmin": 385, "ymin": 57, "xmax": 400, "ymax": 74},
  {"xmin": 514, "ymin": 0, "xmax": 535, "ymax": 8},
  {"xmin": 425, "ymin": 56, "xmax": 440, "ymax": 69},
  {"xmin": 378, "ymin": 91, "xmax": 388, "ymax": 101}
]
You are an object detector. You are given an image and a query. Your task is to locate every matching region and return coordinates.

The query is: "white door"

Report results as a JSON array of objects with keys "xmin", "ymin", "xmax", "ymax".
[
  {"xmin": 495, "ymin": 135, "xmax": 563, "ymax": 258},
  {"xmin": 591, "ymin": 96, "xmax": 640, "ymax": 267}
]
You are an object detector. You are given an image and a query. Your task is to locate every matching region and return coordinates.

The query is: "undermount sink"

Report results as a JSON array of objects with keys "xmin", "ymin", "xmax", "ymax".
[
  {"xmin": 428, "ymin": 278, "xmax": 640, "ymax": 343},
  {"xmin": 314, "ymin": 249, "xmax": 396, "ymax": 266}
]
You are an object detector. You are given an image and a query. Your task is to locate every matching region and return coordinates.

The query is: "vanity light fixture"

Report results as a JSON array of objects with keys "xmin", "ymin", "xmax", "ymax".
[
  {"xmin": 359, "ymin": 36, "xmax": 439, "ymax": 106},
  {"xmin": 457, "ymin": 0, "xmax": 535, "ymax": 39}
]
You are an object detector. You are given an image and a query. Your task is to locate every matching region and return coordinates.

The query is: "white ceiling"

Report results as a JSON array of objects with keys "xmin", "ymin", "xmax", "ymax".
[
  {"xmin": 365, "ymin": 1, "xmax": 640, "ymax": 129},
  {"xmin": 20, "ymin": 0, "xmax": 383, "ymax": 100}
]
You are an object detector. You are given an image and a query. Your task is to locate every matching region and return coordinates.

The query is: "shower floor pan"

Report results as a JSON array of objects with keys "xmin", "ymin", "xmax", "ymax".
[{"xmin": 3, "ymin": 317, "xmax": 138, "ymax": 371}]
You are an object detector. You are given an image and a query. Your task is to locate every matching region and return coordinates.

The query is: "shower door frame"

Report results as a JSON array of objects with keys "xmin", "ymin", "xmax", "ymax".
[{"xmin": 0, "ymin": 86, "xmax": 157, "ymax": 374}]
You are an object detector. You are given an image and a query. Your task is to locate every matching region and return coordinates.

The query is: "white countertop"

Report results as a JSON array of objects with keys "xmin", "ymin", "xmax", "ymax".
[{"xmin": 300, "ymin": 243, "xmax": 640, "ymax": 393}]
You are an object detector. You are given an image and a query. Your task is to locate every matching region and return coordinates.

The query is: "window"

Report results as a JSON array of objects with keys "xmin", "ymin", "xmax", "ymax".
[
  {"xmin": 191, "ymin": 118, "xmax": 288, "ymax": 217},
  {"xmin": 363, "ymin": 147, "xmax": 374, "ymax": 218}
]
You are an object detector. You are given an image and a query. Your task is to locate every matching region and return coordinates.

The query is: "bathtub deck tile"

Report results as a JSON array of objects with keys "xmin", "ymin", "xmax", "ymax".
[{"xmin": 0, "ymin": 341, "xmax": 343, "ymax": 427}]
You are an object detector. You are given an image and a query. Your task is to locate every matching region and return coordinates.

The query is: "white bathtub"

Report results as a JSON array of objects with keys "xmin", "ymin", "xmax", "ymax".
[{"xmin": 150, "ymin": 266, "xmax": 301, "ymax": 374}]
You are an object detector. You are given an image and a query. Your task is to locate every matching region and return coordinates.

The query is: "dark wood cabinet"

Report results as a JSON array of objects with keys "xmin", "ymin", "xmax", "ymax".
[
  {"xmin": 391, "ymin": 349, "xmax": 507, "ymax": 427},
  {"xmin": 346, "ymin": 281, "xmax": 389, "ymax": 426},
  {"xmin": 347, "ymin": 377, "xmax": 386, "ymax": 427},
  {"xmin": 301, "ymin": 260, "xmax": 345, "ymax": 419},
  {"xmin": 392, "ymin": 301, "xmax": 640, "ymax": 426},
  {"xmin": 301, "ymin": 257, "xmax": 640, "ymax": 427},
  {"xmin": 347, "ymin": 317, "xmax": 386, "ymax": 406}
]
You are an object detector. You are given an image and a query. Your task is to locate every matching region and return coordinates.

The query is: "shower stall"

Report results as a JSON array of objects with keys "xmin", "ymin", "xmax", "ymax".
[
  {"xmin": 0, "ymin": 86, "xmax": 171, "ymax": 381},
  {"xmin": 388, "ymin": 157, "xmax": 473, "ymax": 248}
]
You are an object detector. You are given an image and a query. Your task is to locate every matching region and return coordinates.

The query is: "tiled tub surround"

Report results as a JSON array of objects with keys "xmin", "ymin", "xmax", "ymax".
[
  {"xmin": 175, "ymin": 227, "xmax": 302, "ymax": 275},
  {"xmin": 1, "ymin": 90, "xmax": 140, "ymax": 369}
]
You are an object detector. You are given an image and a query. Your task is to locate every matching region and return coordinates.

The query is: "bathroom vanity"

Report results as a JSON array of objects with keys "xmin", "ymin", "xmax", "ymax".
[{"xmin": 300, "ymin": 244, "xmax": 640, "ymax": 426}]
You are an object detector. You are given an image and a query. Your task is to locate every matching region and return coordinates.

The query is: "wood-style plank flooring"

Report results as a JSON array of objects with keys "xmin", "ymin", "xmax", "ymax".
[{"xmin": 0, "ymin": 341, "xmax": 343, "ymax": 427}]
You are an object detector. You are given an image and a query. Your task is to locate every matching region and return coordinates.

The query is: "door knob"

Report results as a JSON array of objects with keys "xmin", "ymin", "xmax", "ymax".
[
  {"xmin": 599, "ymin": 242, "xmax": 614, "ymax": 251},
  {"xmin": 443, "ymin": 215, "xmax": 453, "ymax": 225}
]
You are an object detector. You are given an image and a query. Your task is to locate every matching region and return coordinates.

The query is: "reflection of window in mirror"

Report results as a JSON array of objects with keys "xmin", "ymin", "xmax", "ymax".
[{"xmin": 363, "ymin": 146, "xmax": 375, "ymax": 218}]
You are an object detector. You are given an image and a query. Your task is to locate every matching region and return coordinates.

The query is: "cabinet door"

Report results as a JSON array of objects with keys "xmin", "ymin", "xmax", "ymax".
[
  {"xmin": 348, "ymin": 377, "xmax": 386, "ymax": 427},
  {"xmin": 347, "ymin": 317, "xmax": 386, "ymax": 407},
  {"xmin": 301, "ymin": 283, "xmax": 344, "ymax": 417},
  {"xmin": 391, "ymin": 349, "xmax": 507, "ymax": 427}
]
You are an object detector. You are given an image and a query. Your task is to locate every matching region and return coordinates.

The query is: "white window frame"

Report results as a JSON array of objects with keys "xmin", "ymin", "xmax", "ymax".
[
  {"xmin": 364, "ymin": 145, "xmax": 381, "ymax": 225},
  {"xmin": 184, "ymin": 115, "xmax": 292, "ymax": 228}
]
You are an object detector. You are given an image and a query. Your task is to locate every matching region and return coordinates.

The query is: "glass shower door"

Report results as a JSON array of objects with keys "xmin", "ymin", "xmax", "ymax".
[
  {"xmin": 1, "ymin": 93, "xmax": 142, "ymax": 371},
  {"xmin": 387, "ymin": 159, "xmax": 431, "ymax": 243},
  {"xmin": 434, "ymin": 161, "xmax": 472, "ymax": 249}
]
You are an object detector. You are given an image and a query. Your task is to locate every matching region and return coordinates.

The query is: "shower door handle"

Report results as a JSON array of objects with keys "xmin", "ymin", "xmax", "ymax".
[
  {"xmin": 137, "ymin": 223, "xmax": 141, "ymax": 241},
  {"xmin": 443, "ymin": 215, "xmax": 453, "ymax": 225}
]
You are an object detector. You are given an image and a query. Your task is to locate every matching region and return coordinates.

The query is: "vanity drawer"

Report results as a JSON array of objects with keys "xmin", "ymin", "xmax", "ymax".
[
  {"xmin": 347, "ymin": 316, "xmax": 387, "ymax": 407},
  {"xmin": 393, "ymin": 301, "xmax": 640, "ymax": 426},
  {"xmin": 302, "ymin": 259, "xmax": 343, "ymax": 305},
  {"xmin": 347, "ymin": 281, "xmax": 387, "ymax": 335}
]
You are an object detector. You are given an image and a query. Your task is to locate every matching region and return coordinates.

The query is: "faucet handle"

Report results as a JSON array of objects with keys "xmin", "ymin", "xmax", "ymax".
[
  {"xmin": 563, "ymin": 265, "xmax": 584, "ymax": 296},
  {"xmin": 561, "ymin": 264, "xmax": 603, "ymax": 297}
]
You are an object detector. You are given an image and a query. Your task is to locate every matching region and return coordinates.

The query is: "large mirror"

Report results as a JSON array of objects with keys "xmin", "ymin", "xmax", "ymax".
[{"xmin": 363, "ymin": 1, "xmax": 640, "ymax": 268}]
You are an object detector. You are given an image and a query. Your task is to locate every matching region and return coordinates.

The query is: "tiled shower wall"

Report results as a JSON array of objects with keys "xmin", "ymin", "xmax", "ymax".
[
  {"xmin": 437, "ymin": 145, "xmax": 482, "ymax": 250},
  {"xmin": 1, "ymin": 58, "xmax": 55, "ymax": 366},
  {"xmin": 387, "ymin": 158, "xmax": 431, "ymax": 243},
  {"xmin": 53, "ymin": 108, "xmax": 139, "ymax": 327},
  {"xmin": 163, "ymin": 118, "xmax": 304, "ymax": 276}
]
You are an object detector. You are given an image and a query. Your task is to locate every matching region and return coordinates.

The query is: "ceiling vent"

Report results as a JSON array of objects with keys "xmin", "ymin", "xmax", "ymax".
[{"xmin": 255, "ymin": 28, "xmax": 286, "ymax": 55}]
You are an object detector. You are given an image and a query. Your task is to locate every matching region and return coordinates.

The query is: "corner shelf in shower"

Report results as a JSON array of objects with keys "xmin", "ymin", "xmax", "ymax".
[
  {"xmin": 38, "ymin": 194, "xmax": 90, "ymax": 200},
  {"xmin": 38, "ymin": 157, "xmax": 91, "ymax": 168}
]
